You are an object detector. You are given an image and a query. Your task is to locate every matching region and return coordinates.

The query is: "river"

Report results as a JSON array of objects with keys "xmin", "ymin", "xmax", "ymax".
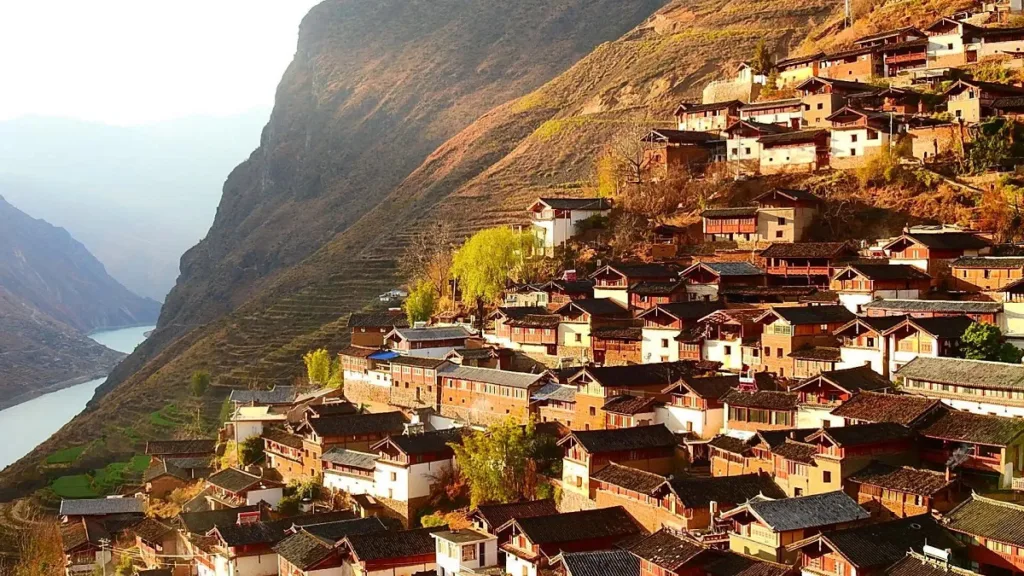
[{"xmin": 0, "ymin": 325, "xmax": 155, "ymax": 470}]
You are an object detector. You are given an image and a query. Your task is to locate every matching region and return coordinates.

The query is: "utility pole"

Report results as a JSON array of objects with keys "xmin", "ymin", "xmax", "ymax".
[
  {"xmin": 99, "ymin": 538, "xmax": 111, "ymax": 576},
  {"xmin": 845, "ymin": 0, "xmax": 852, "ymax": 28}
]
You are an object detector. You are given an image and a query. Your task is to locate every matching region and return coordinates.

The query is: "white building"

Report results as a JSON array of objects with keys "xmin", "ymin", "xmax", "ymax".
[
  {"xmin": 384, "ymin": 326, "xmax": 475, "ymax": 359},
  {"xmin": 827, "ymin": 107, "xmax": 897, "ymax": 169},
  {"xmin": 830, "ymin": 264, "xmax": 931, "ymax": 315},
  {"xmin": 321, "ymin": 448, "xmax": 377, "ymax": 496},
  {"xmin": 833, "ymin": 316, "xmax": 903, "ymax": 378},
  {"xmin": 230, "ymin": 406, "xmax": 287, "ymax": 443},
  {"xmin": 898, "ymin": 356, "xmax": 1024, "ymax": 418},
  {"xmin": 659, "ymin": 375, "xmax": 731, "ymax": 439},
  {"xmin": 371, "ymin": 430, "xmax": 460, "ymax": 515},
  {"xmin": 432, "ymin": 528, "xmax": 500, "ymax": 576},
  {"xmin": 528, "ymin": 197, "xmax": 611, "ymax": 255}
]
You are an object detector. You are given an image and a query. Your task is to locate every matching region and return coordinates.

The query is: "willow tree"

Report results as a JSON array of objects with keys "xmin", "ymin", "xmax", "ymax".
[{"xmin": 451, "ymin": 226, "xmax": 537, "ymax": 324}]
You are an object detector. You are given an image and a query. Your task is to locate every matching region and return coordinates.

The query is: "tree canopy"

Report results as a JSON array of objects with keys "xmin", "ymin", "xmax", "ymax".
[
  {"xmin": 751, "ymin": 39, "xmax": 772, "ymax": 75},
  {"xmin": 404, "ymin": 279, "xmax": 438, "ymax": 326},
  {"xmin": 451, "ymin": 227, "xmax": 538, "ymax": 305},
  {"xmin": 189, "ymin": 370, "xmax": 210, "ymax": 397},
  {"xmin": 303, "ymin": 348, "xmax": 341, "ymax": 388},
  {"xmin": 449, "ymin": 418, "xmax": 538, "ymax": 508},
  {"xmin": 960, "ymin": 322, "xmax": 1024, "ymax": 364}
]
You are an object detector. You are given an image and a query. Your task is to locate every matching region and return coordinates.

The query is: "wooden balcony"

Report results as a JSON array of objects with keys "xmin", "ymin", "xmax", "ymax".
[
  {"xmin": 767, "ymin": 265, "xmax": 833, "ymax": 276},
  {"xmin": 885, "ymin": 52, "xmax": 927, "ymax": 64}
]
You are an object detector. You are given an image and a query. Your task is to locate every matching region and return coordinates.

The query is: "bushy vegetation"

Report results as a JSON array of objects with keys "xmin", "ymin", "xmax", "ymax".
[
  {"xmin": 44, "ymin": 445, "xmax": 88, "ymax": 466},
  {"xmin": 303, "ymin": 348, "xmax": 342, "ymax": 388},
  {"xmin": 961, "ymin": 323, "xmax": 1024, "ymax": 364}
]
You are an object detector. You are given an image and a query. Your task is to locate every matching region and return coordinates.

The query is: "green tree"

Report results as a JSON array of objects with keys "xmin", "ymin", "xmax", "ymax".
[
  {"xmin": 190, "ymin": 370, "xmax": 211, "ymax": 397},
  {"xmin": 404, "ymin": 279, "xmax": 438, "ymax": 326},
  {"xmin": 303, "ymin": 348, "xmax": 333, "ymax": 386},
  {"xmin": 327, "ymin": 358, "xmax": 344, "ymax": 389},
  {"xmin": 450, "ymin": 419, "xmax": 538, "ymax": 507},
  {"xmin": 968, "ymin": 119, "xmax": 1012, "ymax": 174},
  {"xmin": 451, "ymin": 227, "xmax": 538, "ymax": 321},
  {"xmin": 960, "ymin": 322, "xmax": 1024, "ymax": 363},
  {"xmin": 751, "ymin": 39, "xmax": 773, "ymax": 75},
  {"xmin": 239, "ymin": 436, "xmax": 265, "ymax": 466}
]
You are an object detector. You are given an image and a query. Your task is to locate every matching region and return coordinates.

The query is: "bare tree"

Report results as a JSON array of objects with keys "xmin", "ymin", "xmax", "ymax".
[
  {"xmin": 398, "ymin": 220, "xmax": 457, "ymax": 303},
  {"xmin": 608, "ymin": 115, "xmax": 659, "ymax": 186}
]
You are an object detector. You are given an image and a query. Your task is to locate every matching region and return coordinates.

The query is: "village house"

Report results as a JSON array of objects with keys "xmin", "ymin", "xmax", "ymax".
[
  {"xmin": 709, "ymin": 428, "xmax": 815, "ymax": 478},
  {"xmin": 638, "ymin": 301, "xmax": 725, "ymax": 363},
  {"xmin": 228, "ymin": 386, "xmax": 300, "ymax": 410},
  {"xmin": 722, "ymin": 389, "xmax": 799, "ymax": 433},
  {"xmin": 59, "ymin": 497, "xmax": 145, "ymax": 523},
  {"xmin": 946, "ymin": 78, "xmax": 1024, "ymax": 123},
  {"xmin": 723, "ymin": 120, "xmax": 793, "ymax": 175},
  {"xmin": 701, "ymin": 207, "xmax": 760, "ymax": 243},
  {"xmin": 541, "ymin": 277, "xmax": 594, "ymax": 306},
  {"xmin": 757, "ymin": 129, "xmax": 831, "ymax": 175},
  {"xmin": 791, "ymin": 365, "xmax": 893, "ymax": 428},
  {"xmin": 528, "ymin": 197, "xmax": 612, "ymax": 255},
  {"xmin": 830, "ymin": 264, "xmax": 931, "ymax": 314},
  {"xmin": 827, "ymin": 107, "xmax": 899, "ymax": 169},
  {"xmin": 722, "ymin": 491, "xmax": 870, "ymax": 562},
  {"xmin": 371, "ymin": 430, "xmax": 462, "ymax": 528},
  {"xmin": 845, "ymin": 461, "xmax": 958, "ymax": 518},
  {"xmin": 829, "ymin": 391, "xmax": 942, "ymax": 427},
  {"xmin": 554, "ymin": 298, "xmax": 631, "ymax": 363},
  {"xmin": 500, "ymin": 506, "xmax": 645, "ymax": 576},
  {"xmin": 681, "ymin": 263, "xmax": 764, "ymax": 305},
  {"xmin": 884, "ymin": 316, "xmax": 974, "ymax": 375},
  {"xmin": 144, "ymin": 457, "xmax": 214, "ymax": 499},
  {"xmin": 944, "ymin": 494, "xmax": 1024, "ymax": 575},
  {"xmin": 742, "ymin": 98, "xmax": 806, "ymax": 129},
  {"xmin": 200, "ymin": 467, "xmax": 283, "ymax": 510},
  {"xmin": 833, "ymin": 316, "xmax": 903, "ymax": 377},
  {"xmin": 339, "ymin": 347, "xmax": 396, "ymax": 406},
  {"xmin": 592, "ymin": 464, "xmax": 785, "ymax": 532},
  {"xmin": 504, "ymin": 282, "xmax": 550, "ymax": 308},
  {"xmin": 488, "ymin": 306, "xmax": 549, "ymax": 347},
  {"xmin": 384, "ymin": 326, "xmax": 475, "ymax": 358},
  {"xmin": 651, "ymin": 223, "xmax": 690, "ymax": 259},
  {"xmin": 702, "ymin": 62, "xmax": 767, "ymax": 104},
  {"xmin": 896, "ymin": 356, "xmax": 1024, "ymax": 418},
  {"xmin": 661, "ymin": 375, "xmax": 734, "ymax": 439},
  {"xmin": 273, "ymin": 517, "xmax": 390, "ymax": 576},
  {"xmin": 760, "ymin": 243, "xmax": 853, "ymax": 287},
  {"xmin": 533, "ymin": 381, "xmax": 578, "ymax": 428},
  {"xmin": 754, "ymin": 188, "xmax": 821, "ymax": 244},
  {"xmin": 60, "ymin": 518, "xmax": 117, "ymax": 576},
  {"xmin": 631, "ymin": 529, "xmax": 795, "ymax": 576},
  {"xmin": 445, "ymin": 346, "xmax": 508, "ymax": 369},
  {"xmin": 695, "ymin": 309, "xmax": 765, "ymax": 371},
  {"xmin": 923, "ymin": 17, "xmax": 979, "ymax": 68},
  {"xmin": 432, "ymin": 527, "xmax": 501, "ymax": 576},
  {"xmin": 630, "ymin": 279, "xmax": 689, "ymax": 312},
  {"xmin": 603, "ymin": 394, "xmax": 659, "ymax": 429},
  {"xmin": 389, "ymin": 355, "xmax": 450, "ymax": 410},
  {"xmin": 320, "ymin": 447, "xmax": 376, "ymax": 496},
  {"xmin": 814, "ymin": 49, "xmax": 882, "ymax": 84},
  {"xmin": 337, "ymin": 526, "xmax": 444, "ymax": 576},
  {"xmin": 950, "ymin": 256, "xmax": 1024, "ymax": 296},
  {"xmin": 348, "ymin": 310, "xmax": 409, "ymax": 348},
  {"xmin": 470, "ymin": 499, "xmax": 559, "ymax": 568},
  {"xmin": 437, "ymin": 364, "xmax": 545, "ymax": 426},
  {"xmin": 756, "ymin": 305, "xmax": 855, "ymax": 378},
  {"xmin": 642, "ymin": 129, "xmax": 724, "ymax": 179},
  {"xmin": 797, "ymin": 78, "xmax": 877, "ymax": 127},
  {"xmin": 774, "ymin": 55, "xmax": 822, "ymax": 87},
  {"xmin": 554, "ymin": 548, "xmax": 641, "ymax": 576},
  {"xmin": 591, "ymin": 263, "xmax": 679, "ymax": 306},
  {"xmin": 292, "ymin": 411, "xmax": 407, "ymax": 477},
  {"xmin": 558, "ymin": 424, "xmax": 679, "ymax": 508},
  {"xmin": 568, "ymin": 362, "xmax": 703, "ymax": 430},
  {"xmin": 852, "ymin": 27, "xmax": 926, "ymax": 74},
  {"xmin": 918, "ymin": 408, "xmax": 1024, "ymax": 489},
  {"xmin": 860, "ymin": 298, "xmax": 1002, "ymax": 324},
  {"xmin": 675, "ymin": 100, "xmax": 743, "ymax": 133},
  {"xmin": 788, "ymin": 515, "xmax": 960, "ymax": 576},
  {"xmin": 146, "ymin": 439, "xmax": 218, "ymax": 461},
  {"xmin": 884, "ymin": 230, "xmax": 991, "ymax": 283},
  {"xmin": 130, "ymin": 518, "xmax": 183, "ymax": 575},
  {"xmin": 787, "ymin": 346, "xmax": 842, "ymax": 379}
]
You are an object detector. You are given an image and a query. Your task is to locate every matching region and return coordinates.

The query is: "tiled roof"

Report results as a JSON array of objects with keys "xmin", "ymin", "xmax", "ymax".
[
  {"xmin": 375, "ymin": 429, "xmax": 464, "ymax": 456},
  {"xmin": 582, "ymin": 361, "xmax": 701, "ymax": 389},
  {"xmin": 719, "ymin": 286, "xmax": 818, "ymax": 298},
  {"xmin": 724, "ymin": 119, "xmax": 793, "ymax": 136},
  {"xmin": 761, "ymin": 305, "xmax": 854, "ymax": 325},
  {"xmin": 275, "ymin": 518, "xmax": 388, "ymax": 568},
  {"xmin": 630, "ymin": 280, "xmax": 686, "ymax": 296},
  {"xmin": 389, "ymin": 326, "xmax": 473, "ymax": 342},
  {"xmin": 669, "ymin": 473, "xmax": 786, "ymax": 508},
  {"xmin": 494, "ymin": 306, "xmax": 549, "ymax": 320},
  {"xmin": 628, "ymin": 529, "xmax": 706, "ymax": 570},
  {"xmin": 898, "ymin": 232, "xmax": 991, "ymax": 251},
  {"xmin": 677, "ymin": 100, "xmax": 743, "ymax": 113},
  {"xmin": 389, "ymin": 355, "xmax": 451, "ymax": 368},
  {"xmin": 952, "ymin": 256, "xmax": 1024, "ymax": 269},
  {"xmin": 787, "ymin": 346, "xmax": 842, "ymax": 362},
  {"xmin": 757, "ymin": 129, "xmax": 828, "ymax": 145},
  {"xmin": 229, "ymin": 386, "xmax": 297, "ymax": 405},
  {"xmin": 440, "ymin": 365, "xmax": 545, "ymax": 389},
  {"xmin": 306, "ymin": 402, "xmax": 359, "ymax": 418},
  {"xmin": 673, "ymin": 375, "xmax": 740, "ymax": 399},
  {"xmin": 897, "ymin": 356, "xmax": 1024, "ymax": 391},
  {"xmin": 702, "ymin": 206, "xmax": 759, "ymax": 218},
  {"xmin": 861, "ymin": 299, "xmax": 1002, "ymax": 314},
  {"xmin": 702, "ymin": 552, "xmax": 794, "ymax": 576},
  {"xmin": 993, "ymin": 96, "xmax": 1024, "ymax": 110},
  {"xmin": 206, "ymin": 468, "xmax": 270, "ymax": 494},
  {"xmin": 602, "ymin": 394, "xmax": 660, "ymax": 415},
  {"xmin": 130, "ymin": 518, "xmax": 174, "ymax": 543},
  {"xmin": 143, "ymin": 459, "xmax": 194, "ymax": 483},
  {"xmin": 536, "ymin": 197, "xmax": 612, "ymax": 211},
  {"xmin": 304, "ymin": 411, "xmax": 407, "ymax": 438},
  {"xmin": 806, "ymin": 515, "xmax": 959, "ymax": 569},
  {"xmin": 742, "ymin": 491, "xmax": 869, "ymax": 532},
  {"xmin": 808, "ymin": 422, "xmax": 912, "ymax": 447},
  {"xmin": 145, "ymin": 439, "xmax": 217, "ymax": 456},
  {"xmin": 338, "ymin": 346, "xmax": 378, "ymax": 359},
  {"xmin": 532, "ymin": 382, "xmax": 576, "ymax": 403},
  {"xmin": 886, "ymin": 316, "xmax": 975, "ymax": 340},
  {"xmin": 321, "ymin": 448, "xmax": 377, "ymax": 470},
  {"xmin": 854, "ymin": 26, "xmax": 921, "ymax": 44},
  {"xmin": 563, "ymin": 424, "xmax": 678, "ymax": 454},
  {"xmin": 345, "ymin": 526, "xmax": 447, "ymax": 562},
  {"xmin": 263, "ymin": 427, "xmax": 304, "ymax": 449},
  {"xmin": 760, "ymin": 242, "xmax": 850, "ymax": 259},
  {"xmin": 591, "ymin": 325, "xmax": 643, "ymax": 341},
  {"xmin": 60, "ymin": 518, "xmax": 109, "ymax": 552},
  {"xmin": 513, "ymin": 506, "xmax": 642, "ymax": 545},
  {"xmin": 705, "ymin": 261, "xmax": 765, "ymax": 276},
  {"xmin": 178, "ymin": 505, "xmax": 267, "ymax": 535},
  {"xmin": 508, "ymin": 314, "xmax": 561, "ymax": 328},
  {"xmin": 214, "ymin": 511, "xmax": 356, "ymax": 547},
  {"xmin": 756, "ymin": 428, "xmax": 818, "ymax": 449},
  {"xmin": 600, "ymin": 262, "xmax": 680, "ymax": 279},
  {"xmin": 753, "ymin": 188, "xmax": 821, "ymax": 204},
  {"xmin": 835, "ymin": 315, "xmax": 906, "ymax": 335},
  {"xmin": 557, "ymin": 298, "xmax": 629, "ymax": 317},
  {"xmin": 838, "ymin": 264, "xmax": 931, "ymax": 281},
  {"xmin": 770, "ymin": 440, "xmax": 818, "ymax": 463},
  {"xmin": 830, "ymin": 392, "xmax": 941, "ymax": 426},
  {"xmin": 644, "ymin": 128, "xmax": 721, "ymax": 144},
  {"xmin": 848, "ymin": 462, "xmax": 953, "ymax": 496},
  {"xmin": 650, "ymin": 301, "xmax": 726, "ymax": 321},
  {"xmin": 722, "ymin": 390, "xmax": 798, "ymax": 411},
  {"xmin": 886, "ymin": 552, "xmax": 982, "ymax": 576},
  {"xmin": 945, "ymin": 495, "xmax": 1024, "ymax": 547},
  {"xmin": 544, "ymin": 279, "xmax": 595, "ymax": 293},
  {"xmin": 919, "ymin": 409, "xmax": 1024, "ymax": 446},
  {"xmin": 591, "ymin": 463, "xmax": 667, "ymax": 494},
  {"xmin": 709, "ymin": 434, "xmax": 752, "ymax": 455},
  {"xmin": 473, "ymin": 499, "xmax": 559, "ymax": 531},
  {"xmin": 60, "ymin": 497, "xmax": 145, "ymax": 517},
  {"xmin": 794, "ymin": 365, "xmax": 892, "ymax": 394},
  {"xmin": 348, "ymin": 309, "xmax": 409, "ymax": 329},
  {"xmin": 560, "ymin": 549, "xmax": 641, "ymax": 576}
]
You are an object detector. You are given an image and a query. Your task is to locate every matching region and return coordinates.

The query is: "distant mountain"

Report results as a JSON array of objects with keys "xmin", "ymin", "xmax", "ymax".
[
  {"xmin": 0, "ymin": 111, "xmax": 267, "ymax": 301},
  {"xmin": 0, "ymin": 195, "xmax": 160, "ymax": 332}
]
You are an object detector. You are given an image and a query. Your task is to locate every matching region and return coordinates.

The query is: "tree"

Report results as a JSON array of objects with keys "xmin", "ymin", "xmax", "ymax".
[
  {"xmin": 607, "ymin": 116, "xmax": 657, "ymax": 186},
  {"xmin": 303, "ymin": 348, "xmax": 333, "ymax": 386},
  {"xmin": 327, "ymin": 358, "xmax": 343, "ymax": 389},
  {"xmin": 751, "ymin": 39, "xmax": 773, "ymax": 75},
  {"xmin": 190, "ymin": 370, "xmax": 210, "ymax": 397},
  {"xmin": 399, "ymin": 220, "xmax": 456, "ymax": 303},
  {"xmin": 451, "ymin": 227, "xmax": 538, "ymax": 320},
  {"xmin": 968, "ymin": 119, "xmax": 1012, "ymax": 174},
  {"xmin": 239, "ymin": 436, "xmax": 265, "ymax": 466},
  {"xmin": 960, "ymin": 322, "xmax": 1024, "ymax": 364},
  {"xmin": 449, "ymin": 418, "xmax": 538, "ymax": 508},
  {"xmin": 404, "ymin": 279, "xmax": 438, "ymax": 326}
]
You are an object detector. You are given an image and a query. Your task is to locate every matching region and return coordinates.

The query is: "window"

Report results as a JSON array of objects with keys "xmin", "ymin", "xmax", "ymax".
[
  {"xmin": 850, "ymin": 149, "xmax": 857, "ymax": 156},
  {"xmin": 731, "ymin": 148, "xmax": 738, "ymax": 155},
  {"xmin": 575, "ymin": 333, "xmax": 582, "ymax": 343},
  {"xmin": 390, "ymin": 472, "xmax": 397, "ymax": 481},
  {"xmin": 778, "ymin": 217, "xmax": 787, "ymax": 225},
  {"xmin": 777, "ymin": 348, "xmax": 784, "ymax": 358},
  {"xmin": 776, "ymin": 230, "xmax": 784, "ymax": 238},
  {"xmin": 794, "ymin": 487, "xmax": 803, "ymax": 496},
  {"xmin": 947, "ymin": 43, "xmax": 954, "ymax": 50},
  {"xmin": 823, "ymin": 471, "xmax": 832, "ymax": 483},
  {"xmin": 817, "ymin": 103, "xmax": 824, "ymax": 110},
  {"xmin": 744, "ymin": 147, "xmax": 752, "ymax": 155},
  {"xmin": 661, "ymin": 338, "xmax": 669, "ymax": 348},
  {"xmin": 462, "ymin": 544, "xmax": 477, "ymax": 561},
  {"xmin": 851, "ymin": 134, "xmax": 858, "ymax": 143},
  {"xmin": 724, "ymin": 345, "xmax": 732, "ymax": 355},
  {"xmin": 590, "ymin": 407, "xmax": 597, "ymax": 416}
]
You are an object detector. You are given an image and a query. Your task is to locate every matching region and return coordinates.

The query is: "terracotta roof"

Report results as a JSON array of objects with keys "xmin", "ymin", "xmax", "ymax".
[
  {"xmin": 507, "ymin": 314, "xmax": 561, "ymax": 328},
  {"xmin": 536, "ymin": 197, "xmax": 612, "ymax": 211},
  {"xmin": 848, "ymin": 462, "xmax": 953, "ymax": 496},
  {"xmin": 559, "ymin": 549, "xmax": 641, "ymax": 576},
  {"xmin": 760, "ymin": 242, "xmax": 850, "ymax": 259},
  {"xmin": 897, "ymin": 356, "xmax": 1024, "ymax": 391},
  {"xmin": 722, "ymin": 390, "xmax": 798, "ymax": 411},
  {"xmin": 702, "ymin": 206, "xmax": 759, "ymax": 218},
  {"xmin": 591, "ymin": 463, "xmax": 667, "ymax": 494},
  {"xmin": 602, "ymin": 394, "xmax": 660, "ymax": 415},
  {"xmin": 709, "ymin": 434, "xmax": 752, "ymax": 455},
  {"xmin": 945, "ymin": 495, "xmax": 1024, "ymax": 547},
  {"xmin": 669, "ymin": 473, "xmax": 786, "ymax": 508},
  {"xmin": 511, "ymin": 506, "xmax": 643, "ymax": 545},
  {"xmin": 731, "ymin": 491, "xmax": 869, "ymax": 532},
  {"xmin": 787, "ymin": 346, "xmax": 842, "ymax": 362},
  {"xmin": 581, "ymin": 361, "xmax": 702, "ymax": 389},
  {"xmin": 145, "ymin": 439, "xmax": 217, "ymax": 456},
  {"xmin": 793, "ymin": 365, "xmax": 892, "ymax": 394},
  {"xmin": 263, "ymin": 427, "xmax": 304, "ymax": 449},
  {"xmin": 561, "ymin": 424, "xmax": 678, "ymax": 454},
  {"xmin": 338, "ymin": 346, "xmax": 378, "ymax": 359},
  {"xmin": 672, "ymin": 375, "xmax": 741, "ymax": 399},
  {"xmin": 343, "ymin": 526, "xmax": 446, "ymax": 562},
  {"xmin": 761, "ymin": 305, "xmax": 855, "ymax": 326},
  {"xmin": 628, "ymin": 529, "xmax": 707, "ymax": 571},
  {"xmin": 473, "ymin": 499, "xmax": 559, "ymax": 531},
  {"xmin": 793, "ymin": 515, "xmax": 959, "ymax": 569},
  {"xmin": 830, "ymin": 392, "xmax": 941, "ymax": 426},
  {"xmin": 348, "ymin": 310, "xmax": 409, "ymax": 329},
  {"xmin": 919, "ymin": 409, "xmax": 1024, "ymax": 446}
]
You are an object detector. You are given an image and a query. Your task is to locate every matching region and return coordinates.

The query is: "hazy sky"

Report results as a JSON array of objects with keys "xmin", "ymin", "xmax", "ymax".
[{"xmin": 0, "ymin": 0, "xmax": 322, "ymax": 126}]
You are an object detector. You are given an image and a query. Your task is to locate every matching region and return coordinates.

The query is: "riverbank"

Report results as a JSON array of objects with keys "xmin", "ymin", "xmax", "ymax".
[{"xmin": 0, "ymin": 369, "xmax": 120, "ymax": 412}]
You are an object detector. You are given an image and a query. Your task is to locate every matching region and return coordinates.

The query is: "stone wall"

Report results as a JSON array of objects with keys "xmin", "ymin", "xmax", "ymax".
[
  {"xmin": 344, "ymin": 380, "xmax": 391, "ymax": 406},
  {"xmin": 559, "ymin": 488, "xmax": 597, "ymax": 513}
]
